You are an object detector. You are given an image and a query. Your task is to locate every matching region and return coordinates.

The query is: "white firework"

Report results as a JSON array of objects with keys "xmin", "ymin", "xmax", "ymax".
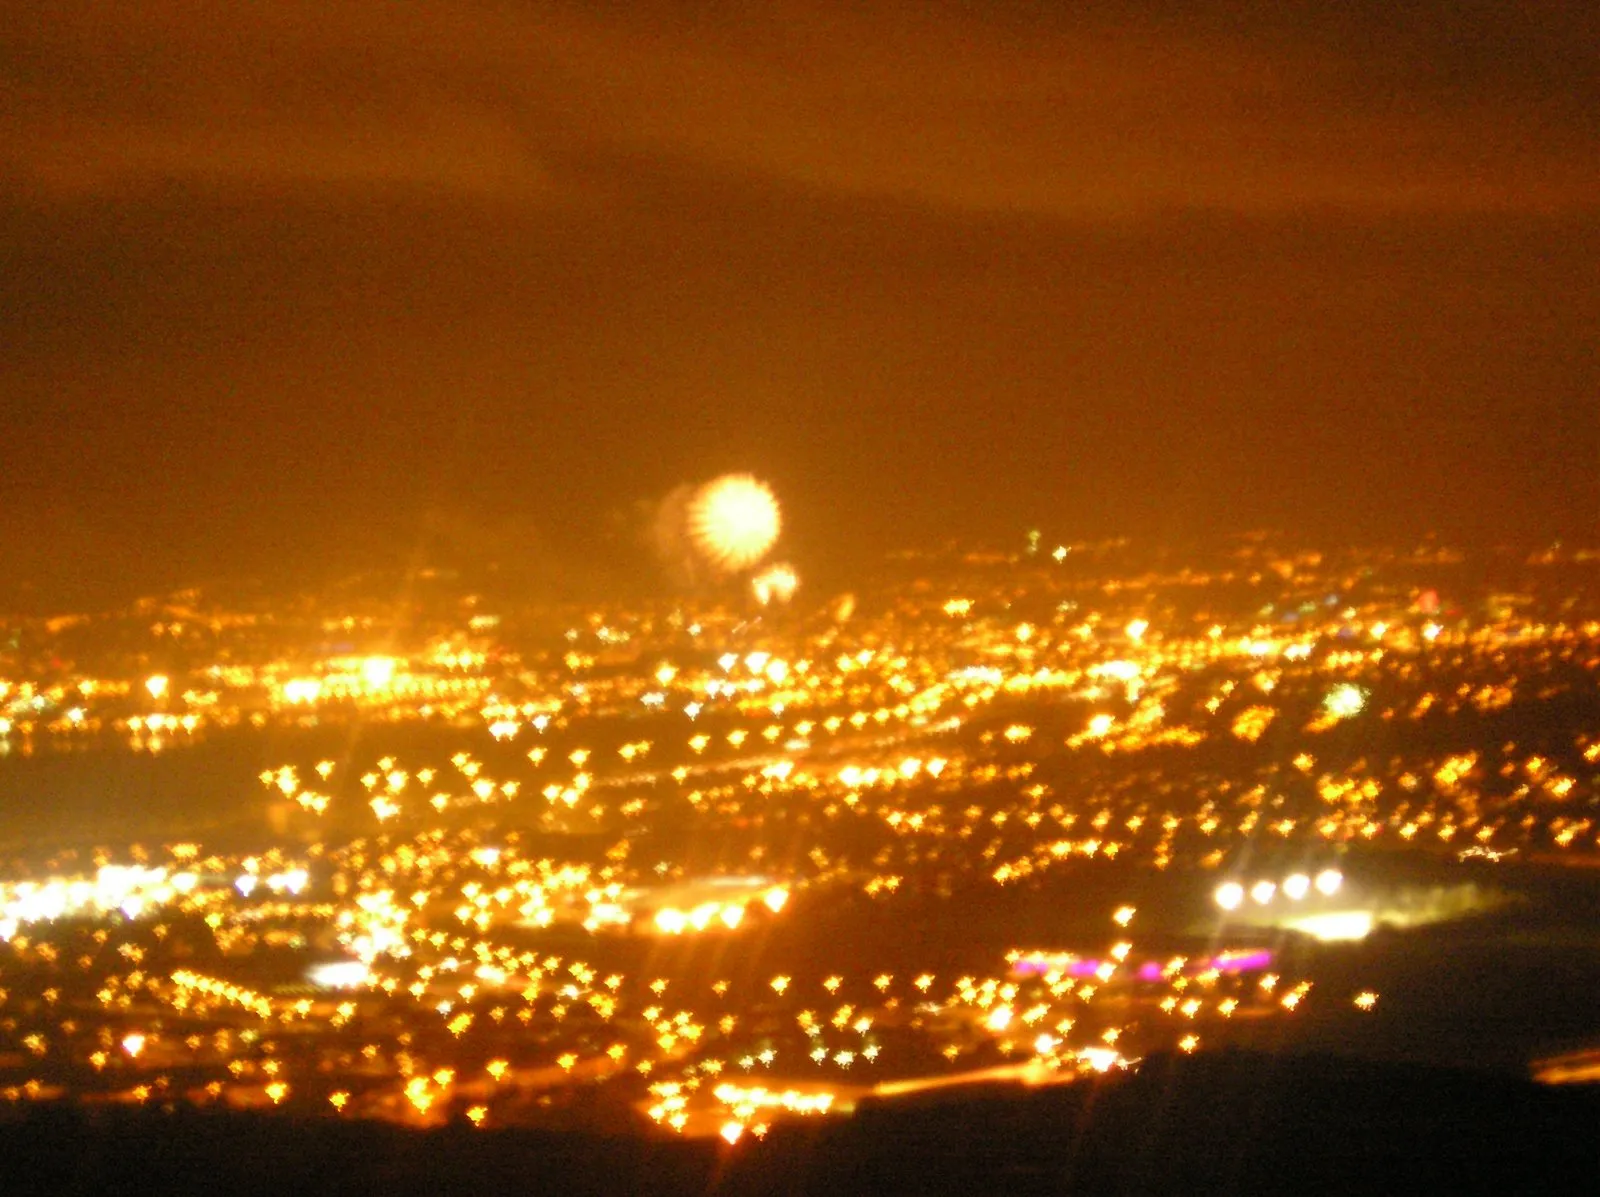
[
  {"xmin": 750, "ymin": 562, "xmax": 799, "ymax": 605},
  {"xmin": 688, "ymin": 475, "xmax": 781, "ymax": 572}
]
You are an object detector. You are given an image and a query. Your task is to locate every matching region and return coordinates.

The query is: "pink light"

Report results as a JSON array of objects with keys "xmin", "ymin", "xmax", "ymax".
[{"xmin": 1011, "ymin": 948, "xmax": 1272, "ymax": 981}]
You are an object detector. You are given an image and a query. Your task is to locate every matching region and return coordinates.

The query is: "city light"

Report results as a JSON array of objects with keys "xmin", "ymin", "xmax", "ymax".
[{"xmin": 0, "ymin": 531, "xmax": 1590, "ymax": 1144}]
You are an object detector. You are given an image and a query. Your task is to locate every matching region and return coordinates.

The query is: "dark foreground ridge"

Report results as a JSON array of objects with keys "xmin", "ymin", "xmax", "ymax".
[{"xmin": 3, "ymin": 1051, "xmax": 1597, "ymax": 1195}]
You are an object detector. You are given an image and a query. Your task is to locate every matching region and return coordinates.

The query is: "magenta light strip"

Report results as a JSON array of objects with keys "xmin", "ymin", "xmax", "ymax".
[{"xmin": 1011, "ymin": 948, "xmax": 1272, "ymax": 980}]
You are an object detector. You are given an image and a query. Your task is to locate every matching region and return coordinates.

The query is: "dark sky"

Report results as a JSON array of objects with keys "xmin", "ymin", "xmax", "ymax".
[{"xmin": 2, "ymin": 1, "xmax": 1596, "ymax": 604}]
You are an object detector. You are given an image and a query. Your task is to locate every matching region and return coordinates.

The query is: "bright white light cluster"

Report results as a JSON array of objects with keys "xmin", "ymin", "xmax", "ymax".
[
  {"xmin": 651, "ymin": 886, "xmax": 787, "ymax": 936},
  {"xmin": 1214, "ymin": 869, "xmax": 1342, "ymax": 912},
  {"xmin": 0, "ymin": 865, "xmax": 196, "ymax": 940},
  {"xmin": 1323, "ymin": 684, "xmax": 1367, "ymax": 719},
  {"xmin": 307, "ymin": 960, "xmax": 373, "ymax": 989}
]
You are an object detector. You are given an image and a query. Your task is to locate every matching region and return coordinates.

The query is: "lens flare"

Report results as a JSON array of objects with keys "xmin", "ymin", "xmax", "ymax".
[{"xmin": 689, "ymin": 475, "xmax": 780, "ymax": 572}]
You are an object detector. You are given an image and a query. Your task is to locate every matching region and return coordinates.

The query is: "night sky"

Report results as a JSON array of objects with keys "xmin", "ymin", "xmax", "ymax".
[{"xmin": 2, "ymin": 2, "xmax": 1596, "ymax": 604}]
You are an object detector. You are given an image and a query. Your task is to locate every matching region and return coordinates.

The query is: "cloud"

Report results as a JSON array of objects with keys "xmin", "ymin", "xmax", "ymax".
[
  {"xmin": 556, "ymin": 3, "xmax": 1600, "ymax": 216},
  {"xmin": 0, "ymin": 3, "xmax": 554, "ymax": 196},
  {"xmin": 5, "ymin": 112, "xmax": 550, "ymax": 196},
  {"xmin": 2, "ymin": 2, "xmax": 1596, "ymax": 214}
]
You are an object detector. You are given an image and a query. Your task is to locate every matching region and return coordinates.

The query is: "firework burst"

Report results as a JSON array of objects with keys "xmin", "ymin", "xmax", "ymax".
[{"xmin": 687, "ymin": 475, "xmax": 780, "ymax": 572}]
